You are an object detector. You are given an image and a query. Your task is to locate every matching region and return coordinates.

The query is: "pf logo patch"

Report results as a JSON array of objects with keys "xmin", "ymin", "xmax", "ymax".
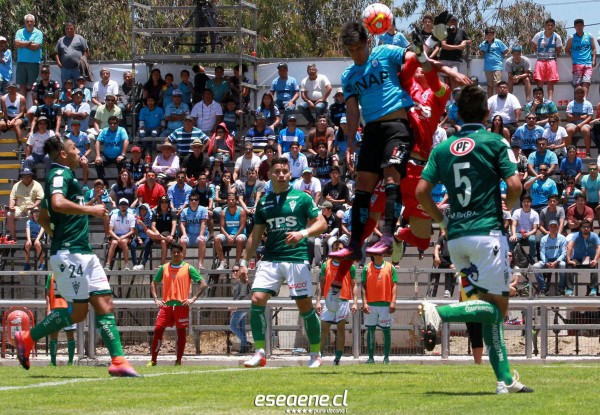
[{"xmin": 450, "ymin": 138, "xmax": 475, "ymax": 156}]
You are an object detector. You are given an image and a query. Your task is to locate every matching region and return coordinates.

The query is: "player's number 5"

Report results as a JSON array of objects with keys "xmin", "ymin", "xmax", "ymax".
[{"xmin": 453, "ymin": 162, "xmax": 471, "ymax": 207}]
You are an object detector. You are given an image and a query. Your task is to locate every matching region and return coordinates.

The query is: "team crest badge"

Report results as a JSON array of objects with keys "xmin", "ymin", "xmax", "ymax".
[
  {"xmin": 72, "ymin": 281, "xmax": 80, "ymax": 295},
  {"xmin": 289, "ymin": 201, "xmax": 297, "ymax": 212},
  {"xmin": 59, "ymin": 264, "xmax": 66, "ymax": 272},
  {"xmin": 493, "ymin": 245, "xmax": 499, "ymax": 256},
  {"xmin": 371, "ymin": 59, "xmax": 379, "ymax": 67}
]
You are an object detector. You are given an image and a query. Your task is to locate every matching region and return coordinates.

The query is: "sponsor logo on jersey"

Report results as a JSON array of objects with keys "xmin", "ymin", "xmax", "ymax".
[
  {"xmin": 449, "ymin": 138, "xmax": 475, "ymax": 156},
  {"xmin": 266, "ymin": 216, "xmax": 298, "ymax": 229},
  {"xmin": 288, "ymin": 281, "xmax": 308, "ymax": 289},
  {"xmin": 350, "ymin": 71, "xmax": 390, "ymax": 94}
]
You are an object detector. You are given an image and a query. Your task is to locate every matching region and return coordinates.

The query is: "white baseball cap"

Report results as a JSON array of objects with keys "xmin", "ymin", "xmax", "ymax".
[{"xmin": 0, "ymin": 36, "xmax": 6, "ymax": 42}]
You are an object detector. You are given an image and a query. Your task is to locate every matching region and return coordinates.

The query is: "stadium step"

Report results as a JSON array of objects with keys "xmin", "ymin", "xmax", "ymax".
[{"xmin": 0, "ymin": 151, "xmax": 18, "ymax": 160}]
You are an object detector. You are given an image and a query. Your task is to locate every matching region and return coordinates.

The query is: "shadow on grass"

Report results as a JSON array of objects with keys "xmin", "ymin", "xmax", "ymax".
[
  {"xmin": 425, "ymin": 391, "xmax": 496, "ymax": 396},
  {"xmin": 299, "ymin": 370, "xmax": 419, "ymax": 376},
  {"xmin": 29, "ymin": 375, "xmax": 100, "ymax": 379}
]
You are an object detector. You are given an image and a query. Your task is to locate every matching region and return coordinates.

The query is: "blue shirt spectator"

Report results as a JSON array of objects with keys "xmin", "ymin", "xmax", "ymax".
[
  {"xmin": 168, "ymin": 181, "xmax": 193, "ymax": 211},
  {"xmin": 512, "ymin": 124, "xmax": 544, "ymax": 152},
  {"xmin": 278, "ymin": 125, "xmax": 305, "ymax": 154},
  {"xmin": 479, "ymin": 37, "xmax": 508, "ymax": 71},
  {"xmin": 571, "ymin": 229, "xmax": 600, "ymax": 259},
  {"xmin": 139, "ymin": 104, "xmax": 164, "ymax": 130},
  {"xmin": 97, "ymin": 125, "xmax": 128, "ymax": 160}
]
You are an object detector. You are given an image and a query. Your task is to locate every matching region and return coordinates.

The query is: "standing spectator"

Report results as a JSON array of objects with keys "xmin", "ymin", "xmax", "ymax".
[
  {"xmin": 505, "ymin": 45, "xmax": 532, "ymax": 102},
  {"xmin": 23, "ymin": 116, "xmax": 53, "ymax": 172},
  {"xmin": 229, "ymin": 266, "xmax": 251, "ymax": 353},
  {"xmin": 192, "ymin": 173, "xmax": 216, "ymax": 236},
  {"xmin": 91, "ymin": 68, "xmax": 120, "ymax": 113},
  {"xmin": 143, "ymin": 68, "xmax": 166, "ymax": 106},
  {"xmin": 531, "ymin": 18, "xmax": 562, "ymax": 102},
  {"xmin": 567, "ymin": 194, "xmax": 593, "ymax": 232},
  {"xmin": 565, "ymin": 86, "xmax": 593, "ymax": 157},
  {"xmin": 162, "ymin": 89, "xmax": 189, "ymax": 137},
  {"xmin": 63, "ymin": 88, "xmax": 90, "ymax": 132},
  {"xmin": 104, "ymin": 198, "xmax": 136, "ymax": 271},
  {"xmin": 509, "ymin": 195, "xmax": 539, "ymax": 264},
  {"xmin": 53, "ymin": 21, "xmax": 89, "ymax": 84},
  {"xmin": 270, "ymin": 62, "xmax": 299, "ymax": 127},
  {"xmin": 282, "ymin": 141, "xmax": 309, "ymax": 181},
  {"xmin": 168, "ymin": 115, "xmax": 209, "ymax": 158},
  {"xmin": 136, "ymin": 171, "xmax": 166, "ymax": 209},
  {"xmin": 256, "ymin": 92, "xmax": 280, "ymax": 131},
  {"xmin": 581, "ymin": 162, "xmax": 600, "ymax": 223},
  {"xmin": 229, "ymin": 64, "xmax": 251, "ymax": 112},
  {"xmin": 512, "ymin": 113, "xmax": 544, "ymax": 157},
  {"xmin": 122, "ymin": 146, "xmax": 148, "ymax": 186},
  {"xmin": 312, "ymin": 201, "xmax": 340, "ymax": 267},
  {"xmin": 233, "ymin": 141, "xmax": 261, "ymax": 182},
  {"xmin": 565, "ymin": 19, "xmax": 596, "ymax": 99},
  {"xmin": 0, "ymin": 82, "xmax": 26, "ymax": 145},
  {"xmin": 88, "ymin": 93, "xmax": 122, "ymax": 141},
  {"xmin": 293, "ymin": 168, "xmax": 322, "ymax": 204},
  {"xmin": 488, "ymin": 81, "xmax": 521, "ymax": 136},
  {"xmin": 543, "ymin": 114, "xmax": 567, "ymax": 162},
  {"xmin": 159, "ymin": 73, "xmax": 176, "ymax": 110},
  {"xmin": 191, "ymin": 88, "xmax": 223, "ymax": 135},
  {"xmin": 306, "ymin": 115, "xmax": 335, "ymax": 155},
  {"xmin": 131, "ymin": 203, "xmax": 154, "ymax": 271},
  {"xmin": 277, "ymin": 115, "xmax": 304, "ymax": 155},
  {"xmin": 479, "ymin": 27, "xmax": 509, "ymax": 98},
  {"xmin": 179, "ymin": 195, "xmax": 209, "ymax": 265},
  {"xmin": 7, "ymin": 168, "xmax": 43, "ymax": 242},
  {"xmin": 206, "ymin": 65, "xmax": 230, "ymax": 104},
  {"xmin": 379, "ymin": 24, "xmax": 410, "ymax": 47},
  {"xmin": 328, "ymin": 88, "xmax": 346, "ymax": 128},
  {"xmin": 524, "ymin": 87, "xmax": 558, "ymax": 126},
  {"xmin": 94, "ymin": 116, "xmax": 129, "ymax": 186},
  {"xmin": 527, "ymin": 138, "xmax": 558, "ymax": 176},
  {"xmin": 215, "ymin": 194, "xmax": 247, "ymax": 269},
  {"xmin": 298, "ymin": 64, "xmax": 332, "ymax": 129},
  {"xmin": 539, "ymin": 194, "xmax": 566, "ymax": 236},
  {"xmin": 149, "ymin": 243, "xmax": 206, "ymax": 366},
  {"xmin": 206, "ymin": 123, "xmax": 235, "ymax": 163},
  {"xmin": 431, "ymin": 231, "xmax": 456, "ymax": 298},
  {"xmin": 533, "ymin": 220, "xmax": 567, "ymax": 296},
  {"xmin": 138, "ymin": 96, "xmax": 164, "ymax": 152},
  {"xmin": 566, "ymin": 220, "xmax": 600, "ymax": 296},
  {"xmin": 14, "ymin": 14, "xmax": 43, "ymax": 97},
  {"xmin": 438, "ymin": 15, "xmax": 471, "ymax": 91},
  {"xmin": 192, "ymin": 64, "xmax": 209, "ymax": 103},
  {"xmin": 523, "ymin": 163, "xmax": 558, "ymax": 214},
  {"xmin": 181, "ymin": 138, "xmax": 210, "ymax": 181},
  {"xmin": 76, "ymin": 75, "xmax": 92, "ymax": 103},
  {"xmin": 0, "ymin": 36, "xmax": 13, "ymax": 94}
]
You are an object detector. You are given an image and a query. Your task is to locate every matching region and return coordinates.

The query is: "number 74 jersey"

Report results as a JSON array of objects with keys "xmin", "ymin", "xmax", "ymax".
[{"xmin": 421, "ymin": 125, "xmax": 518, "ymax": 241}]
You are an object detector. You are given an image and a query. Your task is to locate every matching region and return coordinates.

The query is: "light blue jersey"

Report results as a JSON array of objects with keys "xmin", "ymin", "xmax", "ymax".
[
  {"xmin": 341, "ymin": 45, "xmax": 413, "ymax": 123},
  {"xmin": 566, "ymin": 99, "xmax": 593, "ymax": 125},
  {"xmin": 530, "ymin": 178, "xmax": 558, "ymax": 206},
  {"xmin": 181, "ymin": 206, "xmax": 208, "ymax": 237},
  {"xmin": 570, "ymin": 32, "xmax": 594, "ymax": 65},
  {"xmin": 581, "ymin": 174, "xmax": 600, "ymax": 203},
  {"xmin": 479, "ymin": 39, "xmax": 508, "ymax": 71},
  {"xmin": 539, "ymin": 233, "xmax": 567, "ymax": 262},
  {"xmin": 512, "ymin": 125, "xmax": 544, "ymax": 151},
  {"xmin": 224, "ymin": 206, "xmax": 244, "ymax": 235},
  {"xmin": 527, "ymin": 150, "xmax": 558, "ymax": 173},
  {"xmin": 66, "ymin": 131, "xmax": 90, "ymax": 157}
]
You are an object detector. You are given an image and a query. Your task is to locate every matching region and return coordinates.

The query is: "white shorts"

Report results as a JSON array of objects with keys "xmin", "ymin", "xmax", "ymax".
[
  {"xmin": 50, "ymin": 250, "xmax": 111, "ymax": 302},
  {"xmin": 448, "ymin": 231, "xmax": 511, "ymax": 296},
  {"xmin": 321, "ymin": 301, "xmax": 351, "ymax": 323},
  {"xmin": 364, "ymin": 305, "xmax": 393, "ymax": 327},
  {"xmin": 251, "ymin": 261, "xmax": 313, "ymax": 298}
]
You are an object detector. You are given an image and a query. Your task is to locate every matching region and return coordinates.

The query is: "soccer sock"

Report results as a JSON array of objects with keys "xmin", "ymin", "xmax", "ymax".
[
  {"xmin": 250, "ymin": 304, "xmax": 267, "ymax": 351},
  {"xmin": 382, "ymin": 327, "xmax": 391, "ymax": 359},
  {"xmin": 176, "ymin": 328, "xmax": 187, "ymax": 362},
  {"xmin": 397, "ymin": 227, "xmax": 430, "ymax": 251},
  {"xmin": 437, "ymin": 300, "xmax": 501, "ymax": 324},
  {"xmin": 335, "ymin": 350, "xmax": 343, "ymax": 361},
  {"xmin": 49, "ymin": 339, "xmax": 58, "ymax": 365},
  {"xmin": 350, "ymin": 190, "xmax": 372, "ymax": 248},
  {"xmin": 67, "ymin": 339, "xmax": 76, "ymax": 363},
  {"xmin": 301, "ymin": 309, "xmax": 321, "ymax": 353},
  {"xmin": 383, "ymin": 183, "xmax": 402, "ymax": 236},
  {"xmin": 30, "ymin": 308, "xmax": 74, "ymax": 342},
  {"xmin": 367, "ymin": 326, "xmax": 376, "ymax": 359},
  {"xmin": 151, "ymin": 326, "xmax": 166, "ymax": 363},
  {"xmin": 95, "ymin": 313, "xmax": 124, "ymax": 358},
  {"xmin": 482, "ymin": 322, "xmax": 513, "ymax": 385}
]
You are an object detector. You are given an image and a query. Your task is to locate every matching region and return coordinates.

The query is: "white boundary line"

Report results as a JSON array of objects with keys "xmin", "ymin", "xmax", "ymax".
[{"xmin": 0, "ymin": 366, "xmax": 281, "ymax": 391}]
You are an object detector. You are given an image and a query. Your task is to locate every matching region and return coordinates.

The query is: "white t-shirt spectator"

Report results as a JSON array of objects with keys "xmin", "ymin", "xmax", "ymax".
[
  {"xmin": 109, "ymin": 210, "xmax": 136, "ymax": 237},
  {"xmin": 300, "ymin": 74, "xmax": 331, "ymax": 101},
  {"xmin": 512, "ymin": 208, "xmax": 540, "ymax": 233},
  {"xmin": 488, "ymin": 93, "xmax": 521, "ymax": 124},
  {"xmin": 292, "ymin": 176, "xmax": 322, "ymax": 198},
  {"xmin": 27, "ymin": 130, "xmax": 55, "ymax": 155},
  {"xmin": 234, "ymin": 154, "xmax": 261, "ymax": 182},
  {"xmin": 190, "ymin": 100, "xmax": 223, "ymax": 133},
  {"xmin": 543, "ymin": 125, "xmax": 568, "ymax": 156},
  {"xmin": 92, "ymin": 80, "xmax": 120, "ymax": 104}
]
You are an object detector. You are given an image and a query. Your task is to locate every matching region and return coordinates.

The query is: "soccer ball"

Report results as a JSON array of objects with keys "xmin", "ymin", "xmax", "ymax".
[{"xmin": 362, "ymin": 3, "xmax": 393, "ymax": 36}]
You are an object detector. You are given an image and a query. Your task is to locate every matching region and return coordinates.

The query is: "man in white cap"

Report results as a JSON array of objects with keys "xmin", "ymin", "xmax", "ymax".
[{"xmin": 162, "ymin": 88, "xmax": 189, "ymax": 137}]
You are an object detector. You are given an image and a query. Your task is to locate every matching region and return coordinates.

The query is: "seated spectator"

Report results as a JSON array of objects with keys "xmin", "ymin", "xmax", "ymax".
[
  {"xmin": 104, "ymin": 198, "xmax": 136, "ymax": 271},
  {"xmin": 539, "ymin": 194, "xmax": 566, "ymax": 236},
  {"xmin": 277, "ymin": 115, "xmax": 305, "ymax": 155},
  {"xmin": 543, "ymin": 114, "xmax": 567, "ymax": 162},
  {"xmin": 524, "ymin": 164, "xmax": 558, "ymax": 214},
  {"xmin": 312, "ymin": 201, "xmax": 340, "ymax": 267},
  {"xmin": 167, "ymin": 170, "xmax": 192, "ymax": 216},
  {"xmin": 209, "ymin": 155, "xmax": 225, "ymax": 186},
  {"xmin": 159, "ymin": 73, "xmax": 176, "ymax": 110},
  {"xmin": 109, "ymin": 168, "xmax": 138, "ymax": 208},
  {"xmin": 561, "ymin": 177, "xmax": 582, "ymax": 211},
  {"xmin": 91, "ymin": 67, "xmax": 120, "ymax": 113},
  {"xmin": 306, "ymin": 115, "xmax": 334, "ymax": 155},
  {"xmin": 0, "ymin": 83, "xmax": 27, "ymax": 145},
  {"xmin": 63, "ymin": 88, "xmax": 90, "ymax": 133},
  {"xmin": 213, "ymin": 170, "xmax": 234, "ymax": 221},
  {"xmin": 328, "ymin": 88, "xmax": 346, "ymax": 128},
  {"xmin": 566, "ymin": 219, "xmax": 600, "ymax": 296},
  {"xmin": 7, "ymin": 168, "xmax": 43, "ymax": 242},
  {"xmin": 310, "ymin": 141, "xmax": 338, "ymax": 187},
  {"xmin": 527, "ymin": 138, "xmax": 558, "ymax": 176},
  {"xmin": 94, "ymin": 115, "xmax": 129, "ymax": 186},
  {"xmin": 322, "ymin": 166, "xmax": 349, "ymax": 218},
  {"xmin": 431, "ymin": 181, "xmax": 449, "ymax": 211},
  {"xmin": 505, "ymin": 45, "xmax": 532, "ymax": 102},
  {"xmin": 24, "ymin": 207, "xmax": 45, "ymax": 271},
  {"xmin": 178, "ymin": 69, "xmax": 194, "ymax": 107},
  {"xmin": 487, "ymin": 114, "xmax": 510, "ymax": 141},
  {"xmin": 560, "ymin": 145, "xmax": 583, "ymax": 183},
  {"xmin": 191, "ymin": 88, "xmax": 223, "ymax": 135},
  {"xmin": 215, "ymin": 193, "xmax": 247, "ymax": 270},
  {"xmin": 162, "ymin": 89, "xmax": 189, "ymax": 137},
  {"xmin": 445, "ymin": 88, "xmax": 464, "ymax": 136},
  {"xmin": 181, "ymin": 138, "xmax": 210, "ymax": 182},
  {"xmin": 524, "ymin": 87, "xmax": 558, "ymax": 126},
  {"xmin": 192, "ymin": 173, "xmax": 216, "ymax": 236},
  {"xmin": 31, "ymin": 64, "xmax": 60, "ymax": 106},
  {"xmin": 180, "ymin": 194, "xmax": 209, "ymax": 265},
  {"xmin": 292, "ymin": 167, "xmax": 321, "ymax": 204},
  {"xmin": 222, "ymin": 98, "xmax": 239, "ymax": 137},
  {"xmin": 122, "ymin": 146, "xmax": 148, "ymax": 187},
  {"xmin": 479, "ymin": 26, "xmax": 509, "ymax": 98},
  {"xmin": 151, "ymin": 195, "xmax": 177, "ymax": 264},
  {"xmin": 168, "ymin": 115, "xmax": 209, "ymax": 159},
  {"xmin": 138, "ymin": 96, "xmax": 165, "ymax": 152},
  {"xmin": 131, "ymin": 203, "xmax": 154, "ymax": 271},
  {"xmin": 143, "ymin": 68, "xmax": 166, "ymax": 107},
  {"xmin": 258, "ymin": 145, "xmax": 276, "ymax": 181},
  {"xmin": 85, "ymin": 179, "xmax": 115, "ymax": 241},
  {"xmin": 206, "ymin": 122, "xmax": 235, "ymax": 163},
  {"xmin": 234, "ymin": 168, "xmax": 264, "ymax": 235},
  {"xmin": 488, "ymin": 81, "xmax": 521, "ymax": 136},
  {"xmin": 298, "ymin": 63, "xmax": 331, "ymax": 129},
  {"xmin": 565, "ymin": 86, "xmax": 594, "ymax": 156},
  {"xmin": 88, "ymin": 93, "xmax": 122, "ymax": 141},
  {"xmin": 23, "ymin": 116, "xmax": 53, "ymax": 173},
  {"xmin": 58, "ymin": 78, "xmax": 75, "ymax": 108},
  {"xmin": 152, "ymin": 140, "xmax": 180, "ymax": 182},
  {"xmin": 65, "ymin": 120, "xmax": 91, "ymax": 186},
  {"xmin": 233, "ymin": 141, "xmax": 261, "ymax": 182},
  {"xmin": 431, "ymin": 230, "xmax": 456, "ymax": 298},
  {"xmin": 136, "ymin": 171, "xmax": 166, "ymax": 209},
  {"xmin": 511, "ymin": 142, "xmax": 529, "ymax": 185},
  {"xmin": 512, "ymin": 113, "xmax": 544, "ymax": 157},
  {"xmin": 533, "ymin": 220, "xmax": 567, "ymax": 296},
  {"xmin": 245, "ymin": 114, "xmax": 276, "ymax": 156},
  {"xmin": 509, "ymin": 194, "xmax": 539, "ymax": 264},
  {"xmin": 206, "ymin": 65, "xmax": 230, "ymax": 104},
  {"xmin": 118, "ymin": 71, "xmax": 141, "ymax": 121},
  {"xmin": 582, "ymin": 162, "xmax": 600, "ymax": 223},
  {"xmin": 256, "ymin": 92, "xmax": 280, "ymax": 131},
  {"xmin": 76, "ymin": 76, "xmax": 92, "ymax": 103},
  {"xmin": 282, "ymin": 141, "xmax": 308, "ymax": 181},
  {"xmin": 29, "ymin": 92, "xmax": 62, "ymax": 138},
  {"xmin": 567, "ymin": 194, "xmax": 594, "ymax": 232}
]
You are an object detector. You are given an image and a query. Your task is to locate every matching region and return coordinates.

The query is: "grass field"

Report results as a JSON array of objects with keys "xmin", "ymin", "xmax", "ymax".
[{"xmin": 0, "ymin": 362, "xmax": 599, "ymax": 414}]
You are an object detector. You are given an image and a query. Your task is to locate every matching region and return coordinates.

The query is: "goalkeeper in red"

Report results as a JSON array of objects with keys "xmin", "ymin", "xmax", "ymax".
[
  {"xmin": 415, "ymin": 85, "xmax": 533, "ymax": 394},
  {"xmin": 14, "ymin": 136, "xmax": 140, "ymax": 377}
]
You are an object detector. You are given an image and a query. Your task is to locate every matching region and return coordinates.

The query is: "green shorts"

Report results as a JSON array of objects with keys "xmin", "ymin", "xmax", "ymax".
[{"xmin": 16, "ymin": 62, "xmax": 40, "ymax": 87}]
